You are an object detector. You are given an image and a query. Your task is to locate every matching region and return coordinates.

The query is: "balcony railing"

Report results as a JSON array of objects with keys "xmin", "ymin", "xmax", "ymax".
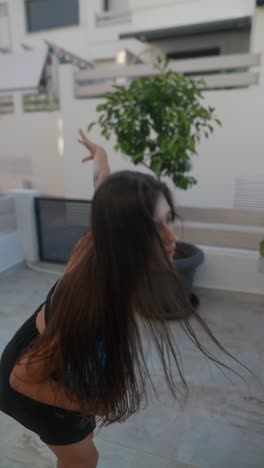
[
  {"xmin": 23, "ymin": 94, "xmax": 60, "ymax": 113},
  {"xmin": 75, "ymin": 53, "xmax": 261, "ymax": 98},
  {"xmin": 0, "ymin": 95, "xmax": 14, "ymax": 115}
]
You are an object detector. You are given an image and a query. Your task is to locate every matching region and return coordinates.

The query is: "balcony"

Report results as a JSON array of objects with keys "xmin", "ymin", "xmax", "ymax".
[{"xmin": 75, "ymin": 52, "xmax": 261, "ymax": 98}]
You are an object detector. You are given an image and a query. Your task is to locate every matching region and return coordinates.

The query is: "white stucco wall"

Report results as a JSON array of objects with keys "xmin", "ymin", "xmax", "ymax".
[
  {"xmin": 5, "ymin": 0, "xmax": 132, "ymax": 56},
  {"xmin": 0, "ymin": 231, "xmax": 24, "ymax": 272},
  {"xmin": 8, "ymin": 189, "xmax": 40, "ymax": 263},
  {"xmin": 251, "ymin": 6, "xmax": 264, "ymax": 85},
  {"xmin": 130, "ymin": 0, "xmax": 255, "ymax": 31},
  {"xmin": 0, "ymin": 105, "xmax": 64, "ymax": 196},
  {"xmin": 174, "ymin": 85, "xmax": 264, "ymax": 208},
  {"xmin": 6, "ymin": 0, "xmax": 256, "ymax": 59}
]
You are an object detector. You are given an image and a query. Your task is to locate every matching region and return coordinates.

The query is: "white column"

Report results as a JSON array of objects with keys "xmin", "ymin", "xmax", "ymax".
[
  {"xmin": 8, "ymin": 189, "xmax": 40, "ymax": 263},
  {"xmin": 13, "ymin": 93, "xmax": 23, "ymax": 115}
]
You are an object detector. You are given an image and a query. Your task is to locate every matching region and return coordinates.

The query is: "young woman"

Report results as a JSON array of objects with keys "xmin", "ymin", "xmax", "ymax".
[{"xmin": 0, "ymin": 130, "xmax": 243, "ymax": 468}]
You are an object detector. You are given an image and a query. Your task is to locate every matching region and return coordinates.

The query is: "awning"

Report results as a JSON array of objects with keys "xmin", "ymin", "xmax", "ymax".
[
  {"xmin": 119, "ymin": 16, "xmax": 251, "ymax": 41},
  {"xmin": 45, "ymin": 41, "xmax": 93, "ymax": 69},
  {"xmin": 0, "ymin": 42, "xmax": 93, "ymax": 94},
  {"xmin": 0, "ymin": 46, "xmax": 48, "ymax": 94}
]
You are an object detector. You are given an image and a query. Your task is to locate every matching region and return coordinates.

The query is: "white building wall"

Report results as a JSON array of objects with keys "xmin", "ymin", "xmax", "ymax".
[
  {"xmin": 251, "ymin": 6, "xmax": 264, "ymax": 85},
  {"xmin": 5, "ymin": 0, "xmax": 26, "ymax": 51},
  {"xmin": 5, "ymin": 0, "xmax": 150, "ymax": 62},
  {"xmin": 59, "ymin": 6, "xmax": 264, "ymax": 207},
  {"xmin": 1, "ymin": 59, "xmax": 263, "ymax": 205},
  {"xmin": 1, "ymin": 2, "xmax": 263, "ymax": 206},
  {"xmin": 130, "ymin": 0, "xmax": 255, "ymax": 31},
  {"xmin": 0, "ymin": 1, "xmax": 10, "ymax": 50},
  {"xmin": 175, "ymin": 85, "xmax": 264, "ymax": 208},
  {"xmin": 0, "ymin": 106, "xmax": 64, "ymax": 196},
  {"xmin": 5, "ymin": 0, "xmax": 256, "ymax": 59}
]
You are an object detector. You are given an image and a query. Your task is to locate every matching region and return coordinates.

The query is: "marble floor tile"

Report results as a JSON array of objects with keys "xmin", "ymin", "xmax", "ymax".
[{"xmin": 0, "ymin": 266, "xmax": 264, "ymax": 467}]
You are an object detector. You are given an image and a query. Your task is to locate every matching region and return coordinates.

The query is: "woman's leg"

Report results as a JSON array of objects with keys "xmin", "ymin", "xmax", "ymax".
[{"xmin": 48, "ymin": 432, "xmax": 99, "ymax": 468}]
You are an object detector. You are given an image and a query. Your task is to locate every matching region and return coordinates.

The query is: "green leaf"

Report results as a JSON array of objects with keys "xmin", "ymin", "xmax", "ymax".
[
  {"xmin": 187, "ymin": 137, "xmax": 196, "ymax": 153},
  {"xmin": 87, "ymin": 122, "xmax": 96, "ymax": 132},
  {"xmin": 259, "ymin": 240, "xmax": 264, "ymax": 257},
  {"xmin": 96, "ymin": 104, "xmax": 106, "ymax": 112},
  {"xmin": 133, "ymin": 152, "xmax": 144, "ymax": 164},
  {"xmin": 150, "ymin": 158, "xmax": 162, "ymax": 174}
]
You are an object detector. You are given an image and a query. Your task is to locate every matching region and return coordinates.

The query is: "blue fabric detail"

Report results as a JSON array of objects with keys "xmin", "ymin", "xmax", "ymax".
[{"xmin": 65, "ymin": 340, "xmax": 106, "ymax": 393}]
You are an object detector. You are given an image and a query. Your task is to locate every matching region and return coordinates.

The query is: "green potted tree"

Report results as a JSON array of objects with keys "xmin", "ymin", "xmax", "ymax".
[{"xmin": 88, "ymin": 60, "xmax": 221, "ymax": 308}]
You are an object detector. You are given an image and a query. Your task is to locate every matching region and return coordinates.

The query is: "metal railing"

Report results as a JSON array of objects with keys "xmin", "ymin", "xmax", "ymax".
[
  {"xmin": 23, "ymin": 94, "xmax": 60, "ymax": 113},
  {"xmin": 0, "ymin": 95, "xmax": 14, "ymax": 115},
  {"xmin": 35, "ymin": 197, "xmax": 91, "ymax": 263},
  {"xmin": 75, "ymin": 53, "xmax": 261, "ymax": 98}
]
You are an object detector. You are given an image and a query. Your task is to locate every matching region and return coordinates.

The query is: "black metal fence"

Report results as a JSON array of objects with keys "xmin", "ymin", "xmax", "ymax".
[{"xmin": 35, "ymin": 197, "xmax": 92, "ymax": 263}]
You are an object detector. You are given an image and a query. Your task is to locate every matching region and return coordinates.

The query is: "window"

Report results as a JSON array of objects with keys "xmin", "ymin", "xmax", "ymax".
[
  {"xmin": 167, "ymin": 48, "xmax": 220, "ymax": 61},
  {"xmin": 0, "ymin": 95, "xmax": 14, "ymax": 115},
  {"xmin": 25, "ymin": 0, "xmax": 79, "ymax": 32},
  {"xmin": 103, "ymin": 0, "xmax": 129, "ymax": 11}
]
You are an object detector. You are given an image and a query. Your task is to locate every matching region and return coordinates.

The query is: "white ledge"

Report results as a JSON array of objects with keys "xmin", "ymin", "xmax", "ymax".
[{"xmin": 96, "ymin": 9, "xmax": 132, "ymax": 27}]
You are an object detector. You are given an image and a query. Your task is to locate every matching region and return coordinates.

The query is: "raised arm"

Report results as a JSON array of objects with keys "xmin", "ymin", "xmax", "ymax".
[{"xmin": 78, "ymin": 129, "xmax": 110, "ymax": 191}]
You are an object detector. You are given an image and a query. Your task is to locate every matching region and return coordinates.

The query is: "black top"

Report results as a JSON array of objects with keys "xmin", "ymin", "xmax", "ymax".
[{"xmin": 44, "ymin": 280, "xmax": 59, "ymax": 324}]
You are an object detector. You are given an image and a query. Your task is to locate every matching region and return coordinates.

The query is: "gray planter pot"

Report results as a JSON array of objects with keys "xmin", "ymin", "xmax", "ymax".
[
  {"xmin": 258, "ymin": 255, "xmax": 264, "ymax": 273},
  {"xmin": 173, "ymin": 242, "xmax": 205, "ymax": 297},
  {"xmin": 162, "ymin": 242, "xmax": 205, "ymax": 320}
]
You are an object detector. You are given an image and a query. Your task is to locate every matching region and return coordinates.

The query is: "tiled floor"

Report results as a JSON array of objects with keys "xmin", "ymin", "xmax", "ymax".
[{"xmin": 0, "ymin": 264, "xmax": 264, "ymax": 467}]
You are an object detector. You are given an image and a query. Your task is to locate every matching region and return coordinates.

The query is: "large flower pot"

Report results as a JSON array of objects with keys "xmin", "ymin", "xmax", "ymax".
[
  {"xmin": 173, "ymin": 242, "xmax": 204, "ymax": 298},
  {"xmin": 162, "ymin": 242, "xmax": 204, "ymax": 320}
]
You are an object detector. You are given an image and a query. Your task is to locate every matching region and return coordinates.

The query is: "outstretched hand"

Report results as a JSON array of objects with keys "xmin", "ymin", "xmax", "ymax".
[
  {"xmin": 78, "ymin": 129, "xmax": 110, "ymax": 190},
  {"xmin": 78, "ymin": 129, "xmax": 107, "ymax": 163}
]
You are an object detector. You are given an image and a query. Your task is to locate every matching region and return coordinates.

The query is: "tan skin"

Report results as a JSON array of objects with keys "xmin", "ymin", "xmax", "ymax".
[{"xmin": 9, "ymin": 130, "xmax": 176, "ymax": 468}]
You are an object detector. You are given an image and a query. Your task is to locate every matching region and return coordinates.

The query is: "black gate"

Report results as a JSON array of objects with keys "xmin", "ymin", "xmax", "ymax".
[{"xmin": 35, "ymin": 197, "xmax": 92, "ymax": 263}]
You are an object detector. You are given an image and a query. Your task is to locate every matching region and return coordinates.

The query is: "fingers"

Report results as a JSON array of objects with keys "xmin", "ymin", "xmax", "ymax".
[
  {"xmin": 78, "ymin": 139, "xmax": 87, "ymax": 146},
  {"xmin": 78, "ymin": 129, "xmax": 87, "ymax": 141},
  {"xmin": 78, "ymin": 129, "xmax": 97, "ymax": 153}
]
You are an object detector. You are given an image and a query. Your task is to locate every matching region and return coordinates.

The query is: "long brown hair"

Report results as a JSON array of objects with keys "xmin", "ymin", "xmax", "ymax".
[{"xmin": 21, "ymin": 170, "xmax": 251, "ymax": 426}]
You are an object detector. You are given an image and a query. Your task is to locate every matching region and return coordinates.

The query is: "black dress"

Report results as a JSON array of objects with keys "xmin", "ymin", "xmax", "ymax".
[{"xmin": 0, "ymin": 282, "xmax": 96, "ymax": 446}]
